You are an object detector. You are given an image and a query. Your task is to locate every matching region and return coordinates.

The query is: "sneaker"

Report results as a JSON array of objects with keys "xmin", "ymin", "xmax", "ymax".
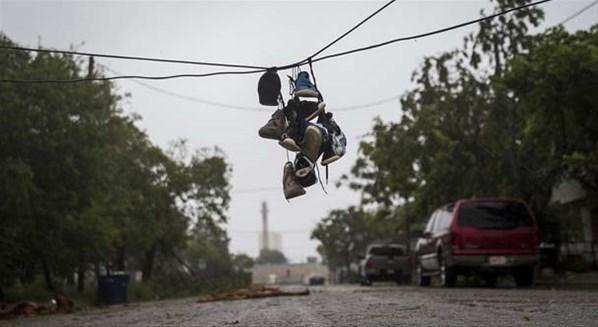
[
  {"xmin": 296, "ymin": 165, "xmax": 317, "ymax": 188},
  {"xmin": 294, "ymin": 153, "xmax": 315, "ymax": 178},
  {"xmin": 293, "ymin": 71, "xmax": 319, "ymax": 98},
  {"xmin": 298, "ymin": 101, "xmax": 326, "ymax": 121},
  {"xmin": 283, "ymin": 98, "xmax": 325, "ymax": 122},
  {"xmin": 258, "ymin": 109, "xmax": 286, "ymax": 140},
  {"xmin": 301, "ymin": 124, "xmax": 323, "ymax": 164},
  {"xmin": 257, "ymin": 69, "xmax": 281, "ymax": 106},
  {"xmin": 318, "ymin": 112, "xmax": 346, "ymax": 165},
  {"xmin": 282, "ymin": 98, "xmax": 301, "ymax": 122},
  {"xmin": 278, "ymin": 120, "xmax": 304, "ymax": 152},
  {"xmin": 283, "ymin": 161, "xmax": 306, "ymax": 199}
]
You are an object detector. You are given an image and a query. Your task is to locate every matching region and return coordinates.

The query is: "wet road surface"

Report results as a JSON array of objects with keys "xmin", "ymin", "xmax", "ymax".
[{"xmin": 3, "ymin": 285, "xmax": 598, "ymax": 326}]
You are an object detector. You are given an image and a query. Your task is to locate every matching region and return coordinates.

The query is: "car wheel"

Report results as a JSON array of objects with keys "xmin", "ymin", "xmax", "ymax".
[
  {"xmin": 439, "ymin": 256, "xmax": 457, "ymax": 287},
  {"xmin": 514, "ymin": 267, "xmax": 534, "ymax": 287},
  {"xmin": 417, "ymin": 264, "xmax": 431, "ymax": 287}
]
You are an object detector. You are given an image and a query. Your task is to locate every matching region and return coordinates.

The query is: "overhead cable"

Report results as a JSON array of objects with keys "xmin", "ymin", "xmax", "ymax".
[
  {"xmin": 104, "ymin": 66, "xmax": 264, "ymax": 112},
  {"xmin": 0, "ymin": 69, "xmax": 266, "ymax": 84},
  {"xmin": 123, "ymin": 75, "xmax": 400, "ymax": 112},
  {"xmin": 311, "ymin": 0, "xmax": 553, "ymax": 64},
  {"xmin": 559, "ymin": 0, "xmax": 597, "ymax": 25},
  {"xmin": 0, "ymin": 45, "xmax": 268, "ymax": 70},
  {"xmin": 309, "ymin": 0, "xmax": 397, "ymax": 59},
  {"xmin": 0, "ymin": 0, "xmax": 552, "ymax": 83}
]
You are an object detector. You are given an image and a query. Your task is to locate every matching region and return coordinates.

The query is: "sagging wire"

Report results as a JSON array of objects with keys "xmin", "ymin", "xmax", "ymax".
[{"xmin": 0, "ymin": 0, "xmax": 553, "ymax": 84}]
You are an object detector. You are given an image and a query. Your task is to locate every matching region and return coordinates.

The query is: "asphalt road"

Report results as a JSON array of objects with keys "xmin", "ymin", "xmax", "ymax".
[{"xmin": 3, "ymin": 285, "xmax": 598, "ymax": 327}]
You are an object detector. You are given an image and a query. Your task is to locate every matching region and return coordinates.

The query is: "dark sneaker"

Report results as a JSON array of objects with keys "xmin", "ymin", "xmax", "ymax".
[
  {"xmin": 258, "ymin": 69, "xmax": 281, "ymax": 106},
  {"xmin": 283, "ymin": 98, "xmax": 325, "ymax": 122},
  {"xmin": 294, "ymin": 153, "xmax": 315, "ymax": 178},
  {"xmin": 279, "ymin": 137, "xmax": 301, "ymax": 152},
  {"xmin": 282, "ymin": 98, "xmax": 301, "ymax": 122},
  {"xmin": 258, "ymin": 109, "xmax": 286, "ymax": 140},
  {"xmin": 318, "ymin": 112, "xmax": 346, "ymax": 165},
  {"xmin": 278, "ymin": 120, "xmax": 304, "ymax": 152},
  {"xmin": 293, "ymin": 71, "xmax": 319, "ymax": 98},
  {"xmin": 298, "ymin": 101, "xmax": 326, "ymax": 121},
  {"xmin": 296, "ymin": 166, "xmax": 317, "ymax": 188},
  {"xmin": 321, "ymin": 149, "xmax": 340, "ymax": 165},
  {"xmin": 301, "ymin": 124, "xmax": 323, "ymax": 164},
  {"xmin": 283, "ymin": 161, "xmax": 306, "ymax": 199}
]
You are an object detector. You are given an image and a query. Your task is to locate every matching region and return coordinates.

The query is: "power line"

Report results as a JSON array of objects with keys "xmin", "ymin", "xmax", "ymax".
[
  {"xmin": 0, "ymin": 0, "xmax": 553, "ymax": 83},
  {"xmin": 0, "ymin": 69, "xmax": 266, "ymax": 84},
  {"xmin": 336, "ymin": 95, "xmax": 400, "ymax": 112},
  {"xmin": 124, "ymin": 77, "xmax": 399, "ymax": 112},
  {"xmin": 102, "ymin": 58, "xmax": 400, "ymax": 112},
  {"xmin": 104, "ymin": 67, "xmax": 265, "ymax": 112},
  {"xmin": 309, "ymin": 0, "xmax": 397, "ymax": 59},
  {"xmin": 0, "ymin": 45, "xmax": 268, "ymax": 70},
  {"xmin": 0, "ymin": 0, "xmax": 396, "ymax": 82},
  {"xmin": 559, "ymin": 0, "xmax": 597, "ymax": 25},
  {"xmin": 311, "ymin": 0, "xmax": 553, "ymax": 64}
]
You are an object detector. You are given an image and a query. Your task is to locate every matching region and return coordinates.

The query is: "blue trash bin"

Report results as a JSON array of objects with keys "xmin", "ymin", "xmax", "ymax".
[{"xmin": 97, "ymin": 274, "xmax": 129, "ymax": 304}]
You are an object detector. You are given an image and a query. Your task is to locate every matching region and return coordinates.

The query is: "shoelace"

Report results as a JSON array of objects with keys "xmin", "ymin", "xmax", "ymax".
[{"xmin": 315, "ymin": 163, "xmax": 328, "ymax": 195}]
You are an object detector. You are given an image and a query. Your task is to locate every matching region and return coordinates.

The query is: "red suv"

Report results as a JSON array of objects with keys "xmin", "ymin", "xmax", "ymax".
[{"xmin": 415, "ymin": 198, "xmax": 540, "ymax": 287}]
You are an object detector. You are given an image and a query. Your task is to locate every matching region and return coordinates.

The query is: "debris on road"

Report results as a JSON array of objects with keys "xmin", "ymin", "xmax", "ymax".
[
  {"xmin": 0, "ymin": 295, "xmax": 75, "ymax": 320},
  {"xmin": 196, "ymin": 286, "xmax": 309, "ymax": 303}
]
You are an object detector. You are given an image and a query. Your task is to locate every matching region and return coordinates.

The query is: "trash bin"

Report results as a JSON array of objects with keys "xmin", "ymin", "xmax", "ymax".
[{"xmin": 97, "ymin": 274, "xmax": 129, "ymax": 305}]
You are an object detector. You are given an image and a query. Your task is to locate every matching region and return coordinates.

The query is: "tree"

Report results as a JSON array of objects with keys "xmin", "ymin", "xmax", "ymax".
[
  {"xmin": 311, "ymin": 207, "xmax": 398, "ymax": 274},
  {"xmin": 255, "ymin": 249, "xmax": 288, "ymax": 265},
  {"xmin": 348, "ymin": 1, "xmax": 597, "ymax": 245},
  {"xmin": 350, "ymin": 0, "xmax": 548, "ymax": 221},
  {"xmin": 0, "ymin": 33, "xmax": 235, "ymax": 295}
]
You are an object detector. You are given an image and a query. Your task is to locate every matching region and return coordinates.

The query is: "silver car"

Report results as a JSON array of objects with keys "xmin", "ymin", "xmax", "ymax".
[{"xmin": 360, "ymin": 243, "xmax": 411, "ymax": 285}]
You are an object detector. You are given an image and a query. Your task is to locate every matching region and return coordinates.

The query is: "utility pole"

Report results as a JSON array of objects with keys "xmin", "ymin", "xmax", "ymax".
[
  {"xmin": 88, "ymin": 56, "xmax": 95, "ymax": 78},
  {"xmin": 261, "ymin": 201, "xmax": 269, "ymax": 251}
]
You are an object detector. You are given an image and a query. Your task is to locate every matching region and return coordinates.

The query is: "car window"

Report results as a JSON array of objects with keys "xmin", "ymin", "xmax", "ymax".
[
  {"xmin": 434, "ymin": 210, "xmax": 452, "ymax": 232},
  {"xmin": 369, "ymin": 246, "xmax": 404, "ymax": 256},
  {"xmin": 424, "ymin": 211, "xmax": 438, "ymax": 232},
  {"xmin": 458, "ymin": 201, "xmax": 533, "ymax": 229}
]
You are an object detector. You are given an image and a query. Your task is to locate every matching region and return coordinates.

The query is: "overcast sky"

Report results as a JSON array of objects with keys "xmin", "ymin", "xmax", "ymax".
[{"xmin": 1, "ymin": 0, "xmax": 595, "ymax": 262}]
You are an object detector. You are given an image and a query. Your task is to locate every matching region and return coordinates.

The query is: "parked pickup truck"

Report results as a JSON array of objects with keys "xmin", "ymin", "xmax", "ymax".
[{"xmin": 360, "ymin": 243, "xmax": 411, "ymax": 285}]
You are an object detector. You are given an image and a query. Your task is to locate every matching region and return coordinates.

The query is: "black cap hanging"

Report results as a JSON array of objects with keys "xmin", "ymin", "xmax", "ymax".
[{"xmin": 257, "ymin": 68, "xmax": 281, "ymax": 106}]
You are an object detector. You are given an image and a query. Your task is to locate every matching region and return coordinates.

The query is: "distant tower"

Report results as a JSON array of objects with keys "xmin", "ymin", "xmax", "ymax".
[{"xmin": 261, "ymin": 201, "xmax": 269, "ymax": 251}]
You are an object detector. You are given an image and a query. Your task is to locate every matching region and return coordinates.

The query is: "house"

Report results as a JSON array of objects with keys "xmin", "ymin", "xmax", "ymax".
[{"xmin": 550, "ymin": 179, "xmax": 598, "ymax": 268}]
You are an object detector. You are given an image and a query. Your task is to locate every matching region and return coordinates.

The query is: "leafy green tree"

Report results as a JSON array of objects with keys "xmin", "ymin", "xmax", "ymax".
[
  {"xmin": 0, "ymin": 33, "xmax": 235, "ymax": 296},
  {"xmin": 348, "ymin": 0, "xmax": 597, "ymax": 248},
  {"xmin": 350, "ymin": 0, "xmax": 547, "ymax": 220},
  {"xmin": 311, "ymin": 207, "xmax": 398, "ymax": 273},
  {"xmin": 501, "ymin": 26, "xmax": 598, "ymax": 193}
]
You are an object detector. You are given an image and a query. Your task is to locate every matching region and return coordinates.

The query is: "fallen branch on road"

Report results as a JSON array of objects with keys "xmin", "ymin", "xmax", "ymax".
[
  {"xmin": 0, "ymin": 295, "xmax": 75, "ymax": 320},
  {"xmin": 196, "ymin": 286, "xmax": 309, "ymax": 303}
]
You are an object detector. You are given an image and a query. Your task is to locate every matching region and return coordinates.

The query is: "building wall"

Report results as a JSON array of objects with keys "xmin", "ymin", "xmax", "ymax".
[{"xmin": 252, "ymin": 263, "xmax": 329, "ymax": 285}]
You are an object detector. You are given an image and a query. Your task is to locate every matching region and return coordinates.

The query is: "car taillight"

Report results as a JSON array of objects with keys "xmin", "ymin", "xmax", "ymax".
[{"xmin": 366, "ymin": 257, "xmax": 374, "ymax": 268}]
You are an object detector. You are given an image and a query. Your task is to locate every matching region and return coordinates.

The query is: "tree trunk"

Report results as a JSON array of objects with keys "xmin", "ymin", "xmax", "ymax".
[
  {"xmin": 77, "ymin": 256, "xmax": 85, "ymax": 292},
  {"xmin": 142, "ymin": 243, "xmax": 158, "ymax": 281},
  {"xmin": 116, "ymin": 246, "xmax": 126, "ymax": 271},
  {"xmin": 40, "ymin": 256, "xmax": 55, "ymax": 291}
]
